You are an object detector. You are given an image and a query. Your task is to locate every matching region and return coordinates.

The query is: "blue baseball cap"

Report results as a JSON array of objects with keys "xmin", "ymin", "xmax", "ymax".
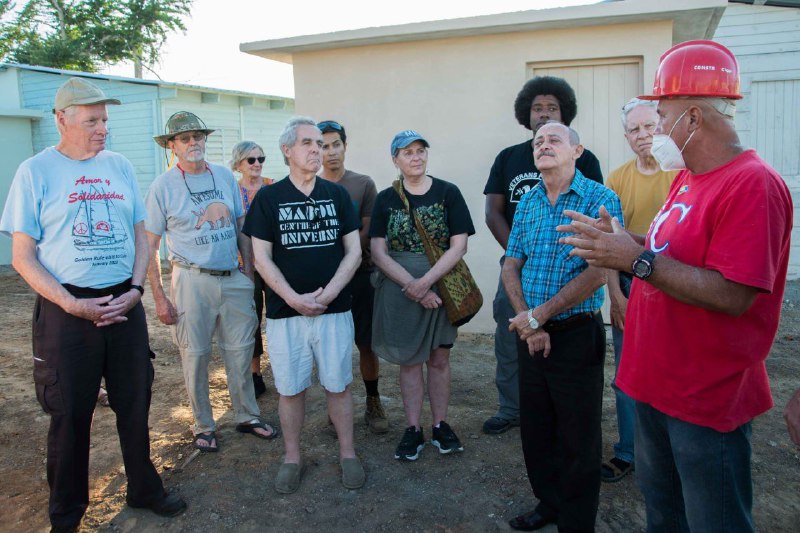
[{"xmin": 390, "ymin": 130, "xmax": 430, "ymax": 156}]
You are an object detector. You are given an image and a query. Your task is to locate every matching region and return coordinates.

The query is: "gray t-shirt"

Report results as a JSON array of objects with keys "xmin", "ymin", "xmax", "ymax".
[
  {"xmin": 145, "ymin": 162, "xmax": 244, "ymax": 270},
  {"xmin": 326, "ymin": 169, "xmax": 377, "ymax": 269}
]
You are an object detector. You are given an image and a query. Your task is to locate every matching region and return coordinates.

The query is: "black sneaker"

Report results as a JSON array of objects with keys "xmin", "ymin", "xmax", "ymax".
[
  {"xmin": 394, "ymin": 426, "xmax": 425, "ymax": 461},
  {"xmin": 253, "ymin": 373, "xmax": 267, "ymax": 398},
  {"xmin": 482, "ymin": 416, "xmax": 519, "ymax": 435},
  {"xmin": 431, "ymin": 421, "xmax": 464, "ymax": 454}
]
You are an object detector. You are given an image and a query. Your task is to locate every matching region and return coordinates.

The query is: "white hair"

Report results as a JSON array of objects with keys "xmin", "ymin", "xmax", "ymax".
[
  {"xmin": 53, "ymin": 106, "xmax": 79, "ymax": 133},
  {"xmin": 620, "ymin": 98, "xmax": 658, "ymax": 128},
  {"xmin": 279, "ymin": 116, "xmax": 318, "ymax": 165}
]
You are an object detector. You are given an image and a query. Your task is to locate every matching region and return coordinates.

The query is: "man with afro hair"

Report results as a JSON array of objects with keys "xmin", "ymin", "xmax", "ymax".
[{"xmin": 481, "ymin": 76, "xmax": 603, "ymax": 436}]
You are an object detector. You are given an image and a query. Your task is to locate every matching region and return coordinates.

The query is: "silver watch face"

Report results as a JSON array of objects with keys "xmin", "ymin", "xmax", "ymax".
[{"xmin": 528, "ymin": 316, "xmax": 539, "ymax": 329}]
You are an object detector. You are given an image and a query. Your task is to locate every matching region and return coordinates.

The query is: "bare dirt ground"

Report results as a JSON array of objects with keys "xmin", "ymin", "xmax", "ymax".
[{"xmin": 1, "ymin": 267, "xmax": 798, "ymax": 532}]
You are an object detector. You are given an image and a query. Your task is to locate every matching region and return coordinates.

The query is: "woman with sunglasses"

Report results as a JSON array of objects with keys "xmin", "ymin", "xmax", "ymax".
[
  {"xmin": 230, "ymin": 141, "xmax": 274, "ymax": 398},
  {"xmin": 370, "ymin": 130, "xmax": 475, "ymax": 462}
]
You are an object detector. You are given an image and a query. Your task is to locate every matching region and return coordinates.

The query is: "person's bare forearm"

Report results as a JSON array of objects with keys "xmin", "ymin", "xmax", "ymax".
[
  {"xmin": 418, "ymin": 234, "xmax": 467, "ymax": 287},
  {"xmin": 533, "ymin": 267, "xmax": 607, "ymax": 323},
  {"xmin": 607, "ymin": 268, "xmax": 624, "ymax": 303},
  {"xmin": 648, "ymin": 254, "xmax": 757, "ymax": 316},
  {"xmin": 237, "ymin": 217, "xmax": 253, "ymax": 276},
  {"xmin": 145, "ymin": 232, "xmax": 168, "ymax": 302},
  {"xmin": 131, "ymin": 222, "xmax": 149, "ymax": 287},
  {"xmin": 252, "ymin": 239, "xmax": 302, "ymax": 306},
  {"xmin": 319, "ymin": 231, "xmax": 361, "ymax": 303},
  {"xmin": 485, "ymin": 194, "xmax": 510, "ymax": 250},
  {"xmin": 371, "ymin": 237, "xmax": 416, "ymax": 288},
  {"xmin": 501, "ymin": 256, "xmax": 528, "ymax": 314},
  {"xmin": 11, "ymin": 233, "xmax": 77, "ymax": 312}
]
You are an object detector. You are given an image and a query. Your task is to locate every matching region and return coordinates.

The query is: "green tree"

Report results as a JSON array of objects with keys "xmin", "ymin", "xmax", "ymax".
[{"xmin": 0, "ymin": 0, "xmax": 193, "ymax": 73}]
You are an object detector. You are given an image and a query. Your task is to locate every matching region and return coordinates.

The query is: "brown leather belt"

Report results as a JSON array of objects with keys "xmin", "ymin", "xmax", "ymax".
[
  {"xmin": 543, "ymin": 311, "xmax": 601, "ymax": 333},
  {"xmin": 172, "ymin": 262, "xmax": 232, "ymax": 277}
]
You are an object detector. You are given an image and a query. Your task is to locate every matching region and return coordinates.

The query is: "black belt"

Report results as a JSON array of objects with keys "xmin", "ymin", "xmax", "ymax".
[
  {"xmin": 172, "ymin": 262, "xmax": 232, "ymax": 277},
  {"xmin": 62, "ymin": 278, "xmax": 132, "ymax": 299},
  {"xmin": 543, "ymin": 311, "xmax": 600, "ymax": 333}
]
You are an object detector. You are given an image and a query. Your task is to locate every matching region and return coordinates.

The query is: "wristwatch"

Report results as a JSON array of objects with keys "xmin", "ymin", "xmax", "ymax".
[
  {"xmin": 131, "ymin": 284, "xmax": 145, "ymax": 295},
  {"xmin": 527, "ymin": 308, "xmax": 540, "ymax": 329},
  {"xmin": 632, "ymin": 250, "xmax": 656, "ymax": 280}
]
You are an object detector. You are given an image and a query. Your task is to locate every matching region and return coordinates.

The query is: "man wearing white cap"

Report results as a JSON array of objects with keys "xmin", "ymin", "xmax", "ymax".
[
  {"xmin": 559, "ymin": 41, "xmax": 793, "ymax": 531},
  {"xmin": 0, "ymin": 77, "xmax": 186, "ymax": 532}
]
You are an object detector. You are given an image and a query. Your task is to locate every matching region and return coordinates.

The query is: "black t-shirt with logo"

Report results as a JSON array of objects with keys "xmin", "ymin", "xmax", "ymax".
[
  {"xmin": 243, "ymin": 176, "xmax": 360, "ymax": 319},
  {"xmin": 369, "ymin": 176, "xmax": 475, "ymax": 252},
  {"xmin": 483, "ymin": 140, "xmax": 604, "ymax": 226}
]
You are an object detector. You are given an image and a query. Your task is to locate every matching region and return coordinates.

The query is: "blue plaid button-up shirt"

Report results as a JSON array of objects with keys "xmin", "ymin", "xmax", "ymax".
[{"xmin": 506, "ymin": 169, "xmax": 623, "ymax": 321}]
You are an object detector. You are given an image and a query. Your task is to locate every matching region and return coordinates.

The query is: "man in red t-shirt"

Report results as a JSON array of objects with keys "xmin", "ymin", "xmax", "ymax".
[{"xmin": 557, "ymin": 41, "xmax": 793, "ymax": 532}]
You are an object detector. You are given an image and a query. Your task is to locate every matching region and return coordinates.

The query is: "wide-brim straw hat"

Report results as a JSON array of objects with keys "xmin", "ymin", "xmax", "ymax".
[{"xmin": 153, "ymin": 111, "xmax": 215, "ymax": 148}]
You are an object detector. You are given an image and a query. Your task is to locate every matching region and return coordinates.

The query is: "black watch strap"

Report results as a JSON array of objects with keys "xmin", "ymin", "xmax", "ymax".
[
  {"xmin": 632, "ymin": 250, "xmax": 656, "ymax": 280},
  {"xmin": 131, "ymin": 284, "xmax": 145, "ymax": 295}
]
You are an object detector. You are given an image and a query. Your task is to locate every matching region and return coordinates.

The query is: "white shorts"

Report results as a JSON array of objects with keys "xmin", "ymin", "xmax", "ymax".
[{"xmin": 266, "ymin": 311, "xmax": 354, "ymax": 396}]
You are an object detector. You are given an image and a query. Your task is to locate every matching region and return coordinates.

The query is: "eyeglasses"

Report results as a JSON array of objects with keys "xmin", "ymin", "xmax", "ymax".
[
  {"xmin": 174, "ymin": 132, "xmax": 206, "ymax": 143},
  {"xmin": 246, "ymin": 156, "xmax": 266, "ymax": 165},
  {"xmin": 305, "ymin": 197, "xmax": 321, "ymax": 222},
  {"xmin": 317, "ymin": 121, "xmax": 343, "ymax": 131}
]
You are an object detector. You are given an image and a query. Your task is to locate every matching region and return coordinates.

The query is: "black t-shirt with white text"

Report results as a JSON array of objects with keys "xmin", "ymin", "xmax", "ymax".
[
  {"xmin": 483, "ymin": 140, "xmax": 603, "ymax": 226},
  {"xmin": 243, "ymin": 176, "xmax": 360, "ymax": 319}
]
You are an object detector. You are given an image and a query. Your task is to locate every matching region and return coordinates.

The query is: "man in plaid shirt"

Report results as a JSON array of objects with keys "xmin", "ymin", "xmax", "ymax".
[{"xmin": 502, "ymin": 122, "xmax": 622, "ymax": 532}]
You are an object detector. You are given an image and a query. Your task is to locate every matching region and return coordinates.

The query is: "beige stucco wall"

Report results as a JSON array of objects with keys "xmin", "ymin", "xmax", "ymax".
[{"xmin": 292, "ymin": 20, "xmax": 674, "ymax": 333}]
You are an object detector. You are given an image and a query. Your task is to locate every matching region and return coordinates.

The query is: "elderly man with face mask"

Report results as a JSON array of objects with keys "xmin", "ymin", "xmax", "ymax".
[
  {"xmin": 601, "ymin": 98, "xmax": 678, "ymax": 483},
  {"xmin": 559, "ymin": 40, "xmax": 793, "ymax": 532}
]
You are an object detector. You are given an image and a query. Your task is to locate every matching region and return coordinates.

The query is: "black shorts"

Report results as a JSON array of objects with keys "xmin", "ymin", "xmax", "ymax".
[{"xmin": 349, "ymin": 269, "xmax": 374, "ymax": 346}]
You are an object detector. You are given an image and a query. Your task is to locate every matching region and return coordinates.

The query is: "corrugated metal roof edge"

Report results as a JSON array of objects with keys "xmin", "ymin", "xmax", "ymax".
[{"xmin": 0, "ymin": 62, "xmax": 294, "ymax": 103}]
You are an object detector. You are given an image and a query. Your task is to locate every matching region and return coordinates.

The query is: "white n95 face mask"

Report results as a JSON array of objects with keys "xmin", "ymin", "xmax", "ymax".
[{"xmin": 651, "ymin": 109, "xmax": 696, "ymax": 171}]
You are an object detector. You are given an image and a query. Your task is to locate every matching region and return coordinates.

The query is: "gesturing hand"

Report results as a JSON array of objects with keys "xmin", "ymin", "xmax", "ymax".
[{"xmin": 557, "ymin": 206, "xmax": 640, "ymax": 271}]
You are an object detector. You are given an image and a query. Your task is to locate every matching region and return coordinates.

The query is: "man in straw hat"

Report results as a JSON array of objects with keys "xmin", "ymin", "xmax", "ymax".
[
  {"xmin": 0, "ymin": 77, "xmax": 186, "ymax": 532},
  {"xmin": 558, "ymin": 40, "xmax": 793, "ymax": 531},
  {"xmin": 146, "ymin": 111, "xmax": 277, "ymax": 454}
]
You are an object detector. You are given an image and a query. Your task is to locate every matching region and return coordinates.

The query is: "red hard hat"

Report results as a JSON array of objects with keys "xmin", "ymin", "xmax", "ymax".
[{"xmin": 640, "ymin": 40, "xmax": 742, "ymax": 100}]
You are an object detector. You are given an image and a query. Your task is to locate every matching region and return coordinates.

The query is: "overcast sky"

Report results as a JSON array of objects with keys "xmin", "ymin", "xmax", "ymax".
[{"xmin": 101, "ymin": 0, "xmax": 598, "ymax": 97}]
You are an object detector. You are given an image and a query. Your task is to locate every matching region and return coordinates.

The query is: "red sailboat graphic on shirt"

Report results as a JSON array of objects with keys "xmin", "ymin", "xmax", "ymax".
[{"xmin": 72, "ymin": 185, "xmax": 128, "ymax": 250}]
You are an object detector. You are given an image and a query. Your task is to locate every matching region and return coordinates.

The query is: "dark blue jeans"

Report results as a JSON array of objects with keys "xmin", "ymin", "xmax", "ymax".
[
  {"xmin": 611, "ymin": 327, "xmax": 635, "ymax": 463},
  {"xmin": 635, "ymin": 401, "xmax": 754, "ymax": 532}
]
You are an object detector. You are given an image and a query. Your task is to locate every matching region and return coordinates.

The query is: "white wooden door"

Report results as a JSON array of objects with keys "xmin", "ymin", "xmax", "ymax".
[{"xmin": 529, "ymin": 57, "xmax": 643, "ymax": 178}]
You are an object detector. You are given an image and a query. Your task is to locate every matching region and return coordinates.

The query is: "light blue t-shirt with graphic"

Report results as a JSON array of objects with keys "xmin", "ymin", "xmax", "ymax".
[
  {"xmin": 0, "ymin": 147, "xmax": 146, "ymax": 288},
  {"xmin": 145, "ymin": 162, "xmax": 244, "ymax": 271}
]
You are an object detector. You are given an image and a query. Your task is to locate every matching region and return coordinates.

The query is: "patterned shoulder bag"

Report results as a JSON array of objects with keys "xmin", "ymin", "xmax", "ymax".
[{"xmin": 392, "ymin": 178, "xmax": 483, "ymax": 327}]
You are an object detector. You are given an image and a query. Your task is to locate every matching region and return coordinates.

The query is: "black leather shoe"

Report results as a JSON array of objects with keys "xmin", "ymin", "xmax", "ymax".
[
  {"xmin": 50, "ymin": 525, "xmax": 79, "ymax": 533},
  {"xmin": 508, "ymin": 510, "xmax": 556, "ymax": 531},
  {"xmin": 127, "ymin": 491, "xmax": 187, "ymax": 517}
]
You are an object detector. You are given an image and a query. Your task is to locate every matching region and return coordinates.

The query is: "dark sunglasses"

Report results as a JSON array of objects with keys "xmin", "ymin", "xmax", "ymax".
[
  {"xmin": 246, "ymin": 156, "xmax": 266, "ymax": 164},
  {"xmin": 317, "ymin": 121, "xmax": 343, "ymax": 131}
]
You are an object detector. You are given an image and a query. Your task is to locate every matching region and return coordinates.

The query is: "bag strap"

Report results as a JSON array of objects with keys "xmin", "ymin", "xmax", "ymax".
[{"xmin": 392, "ymin": 178, "xmax": 442, "ymax": 265}]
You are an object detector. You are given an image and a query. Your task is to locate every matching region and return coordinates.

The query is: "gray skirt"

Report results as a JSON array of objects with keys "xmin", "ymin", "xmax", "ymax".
[{"xmin": 371, "ymin": 251, "xmax": 458, "ymax": 366}]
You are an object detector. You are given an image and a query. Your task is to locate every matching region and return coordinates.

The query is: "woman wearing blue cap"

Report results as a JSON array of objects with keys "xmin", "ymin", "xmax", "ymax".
[{"xmin": 370, "ymin": 130, "xmax": 475, "ymax": 461}]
